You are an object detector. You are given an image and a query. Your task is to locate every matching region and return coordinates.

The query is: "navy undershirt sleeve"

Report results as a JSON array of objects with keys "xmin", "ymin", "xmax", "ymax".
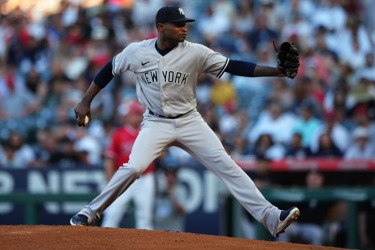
[
  {"xmin": 224, "ymin": 60, "xmax": 256, "ymax": 77},
  {"xmin": 93, "ymin": 60, "xmax": 114, "ymax": 88}
]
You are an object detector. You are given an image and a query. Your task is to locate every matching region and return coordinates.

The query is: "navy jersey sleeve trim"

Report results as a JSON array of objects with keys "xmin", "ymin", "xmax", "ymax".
[
  {"xmin": 93, "ymin": 60, "xmax": 114, "ymax": 88},
  {"xmin": 217, "ymin": 58, "xmax": 229, "ymax": 78},
  {"xmin": 224, "ymin": 60, "xmax": 256, "ymax": 77}
]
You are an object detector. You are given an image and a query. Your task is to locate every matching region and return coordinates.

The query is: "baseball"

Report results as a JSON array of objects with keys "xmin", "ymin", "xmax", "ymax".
[{"xmin": 84, "ymin": 116, "xmax": 89, "ymax": 126}]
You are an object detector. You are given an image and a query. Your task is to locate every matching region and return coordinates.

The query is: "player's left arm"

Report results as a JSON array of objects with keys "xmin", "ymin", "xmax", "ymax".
[
  {"xmin": 225, "ymin": 42, "xmax": 299, "ymax": 78},
  {"xmin": 224, "ymin": 60, "xmax": 286, "ymax": 77}
]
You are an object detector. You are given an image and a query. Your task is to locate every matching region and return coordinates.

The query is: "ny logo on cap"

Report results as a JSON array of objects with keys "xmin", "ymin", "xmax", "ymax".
[{"xmin": 178, "ymin": 8, "xmax": 185, "ymax": 15}]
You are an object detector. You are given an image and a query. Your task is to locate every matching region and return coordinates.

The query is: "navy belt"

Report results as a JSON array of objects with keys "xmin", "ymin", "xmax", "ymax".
[{"xmin": 148, "ymin": 109, "xmax": 193, "ymax": 119}]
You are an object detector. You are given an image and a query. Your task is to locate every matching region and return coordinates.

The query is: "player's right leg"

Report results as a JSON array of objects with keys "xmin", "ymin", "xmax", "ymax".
[{"xmin": 70, "ymin": 117, "xmax": 175, "ymax": 226}]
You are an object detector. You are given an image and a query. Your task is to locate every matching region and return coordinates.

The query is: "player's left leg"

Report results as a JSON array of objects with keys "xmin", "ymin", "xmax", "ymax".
[{"xmin": 175, "ymin": 112, "xmax": 299, "ymax": 237}]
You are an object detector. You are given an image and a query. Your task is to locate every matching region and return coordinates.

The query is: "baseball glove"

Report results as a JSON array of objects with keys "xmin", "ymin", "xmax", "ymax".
[{"xmin": 274, "ymin": 41, "xmax": 300, "ymax": 79}]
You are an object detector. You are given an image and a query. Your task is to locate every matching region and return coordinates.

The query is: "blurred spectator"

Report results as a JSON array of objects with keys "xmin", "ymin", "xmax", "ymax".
[
  {"xmin": 248, "ymin": 100, "xmax": 297, "ymax": 147},
  {"xmin": 24, "ymin": 68, "xmax": 48, "ymax": 110},
  {"xmin": 310, "ymin": 111, "xmax": 350, "ymax": 154},
  {"xmin": 293, "ymin": 98, "xmax": 323, "ymax": 148},
  {"xmin": 279, "ymin": 0, "xmax": 316, "ymax": 25},
  {"xmin": 246, "ymin": 13, "xmax": 278, "ymax": 51},
  {"xmin": 335, "ymin": 16, "xmax": 372, "ymax": 68},
  {"xmin": 348, "ymin": 103, "xmax": 375, "ymax": 143},
  {"xmin": 280, "ymin": 13, "xmax": 313, "ymax": 46},
  {"xmin": 0, "ymin": 131, "xmax": 35, "ymax": 168},
  {"xmin": 196, "ymin": 74, "xmax": 215, "ymax": 109},
  {"xmin": 74, "ymin": 126, "xmax": 102, "ymax": 166},
  {"xmin": 267, "ymin": 78, "xmax": 294, "ymax": 112},
  {"xmin": 323, "ymin": 77, "xmax": 350, "ymax": 118},
  {"xmin": 339, "ymin": 37, "xmax": 367, "ymax": 70},
  {"xmin": 251, "ymin": 133, "xmax": 285, "ymax": 160},
  {"xmin": 231, "ymin": 0, "xmax": 255, "ymax": 34},
  {"xmin": 298, "ymin": 46, "xmax": 331, "ymax": 86},
  {"xmin": 0, "ymin": 65, "xmax": 41, "ymax": 127},
  {"xmin": 311, "ymin": 0, "xmax": 347, "ymax": 34},
  {"xmin": 210, "ymin": 76, "xmax": 236, "ymax": 107},
  {"xmin": 346, "ymin": 75, "xmax": 375, "ymax": 114},
  {"xmin": 154, "ymin": 149, "xmax": 185, "ymax": 232},
  {"xmin": 212, "ymin": 0, "xmax": 236, "ymax": 21},
  {"xmin": 285, "ymin": 132, "xmax": 311, "ymax": 159},
  {"xmin": 277, "ymin": 170, "xmax": 333, "ymax": 246},
  {"xmin": 197, "ymin": 4, "xmax": 231, "ymax": 43},
  {"xmin": 54, "ymin": 136, "xmax": 80, "ymax": 168},
  {"xmin": 230, "ymin": 42, "xmax": 274, "ymax": 121},
  {"xmin": 353, "ymin": 52, "xmax": 375, "ymax": 88},
  {"xmin": 230, "ymin": 132, "xmax": 251, "ymax": 158},
  {"xmin": 218, "ymin": 100, "xmax": 239, "ymax": 140},
  {"xmin": 257, "ymin": 0, "xmax": 284, "ymax": 31},
  {"xmin": 313, "ymin": 26, "xmax": 339, "ymax": 67},
  {"xmin": 200, "ymin": 103, "xmax": 220, "ymax": 136},
  {"xmin": 131, "ymin": 0, "xmax": 163, "ymax": 27},
  {"xmin": 29, "ymin": 128, "xmax": 60, "ymax": 168},
  {"xmin": 344, "ymin": 126, "xmax": 375, "ymax": 160},
  {"xmin": 311, "ymin": 132, "xmax": 343, "ymax": 158}
]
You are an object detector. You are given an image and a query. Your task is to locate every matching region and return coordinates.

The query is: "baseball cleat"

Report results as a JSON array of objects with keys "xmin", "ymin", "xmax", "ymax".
[
  {"xmin": 70, "ymin": 214, "xmax": 92, "ymax": 226},
  {"xmin": 276, "ymin": 207, "xmax": 300, "ymax": 236}
]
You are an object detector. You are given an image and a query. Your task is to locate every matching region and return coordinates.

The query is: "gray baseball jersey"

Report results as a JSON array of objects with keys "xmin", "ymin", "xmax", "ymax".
[
  {"xmin": 75, "ymin": 38, "xmax": 283, "ymax": 237},
  {"xmin": 112, "ymin": 38, "xmax": 228, "ymax": 116}
]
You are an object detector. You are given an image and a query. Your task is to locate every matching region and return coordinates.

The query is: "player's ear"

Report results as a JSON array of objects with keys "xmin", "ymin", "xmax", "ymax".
[{"xmin": 156, "ymin": 23, "xmax": 164, "ymax": 31}]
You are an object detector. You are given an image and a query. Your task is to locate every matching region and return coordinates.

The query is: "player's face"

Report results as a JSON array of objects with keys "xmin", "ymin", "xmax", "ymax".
[{"xmin": 163, "ymin": 22, "xmax": 188, "ymax": 42}]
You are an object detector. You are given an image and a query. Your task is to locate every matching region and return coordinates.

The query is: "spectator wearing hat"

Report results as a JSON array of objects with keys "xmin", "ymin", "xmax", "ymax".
[{"xmin": 344, "ymin": 126, "xmax": 375, "ymax": 160}]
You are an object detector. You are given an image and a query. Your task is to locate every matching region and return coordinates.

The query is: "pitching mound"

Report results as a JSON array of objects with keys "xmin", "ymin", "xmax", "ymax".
[{"xmin": 1, "ymin": 225, "xmax": 346, "ymax": 250}]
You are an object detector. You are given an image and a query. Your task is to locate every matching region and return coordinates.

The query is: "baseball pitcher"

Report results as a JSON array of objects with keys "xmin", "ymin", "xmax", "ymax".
[{"xmin": 71, "ymin": 6, "xmax": 300, "ymax": 238}]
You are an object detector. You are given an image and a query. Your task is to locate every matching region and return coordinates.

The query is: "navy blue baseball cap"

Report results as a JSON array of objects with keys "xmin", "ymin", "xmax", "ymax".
[{"xmin": 155, "ymin": 6, "xmax": 195, "ymax": 23}]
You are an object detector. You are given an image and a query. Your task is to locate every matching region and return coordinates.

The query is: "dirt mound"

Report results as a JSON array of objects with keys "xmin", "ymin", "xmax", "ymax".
[{"xmin": 0, "ymin": 225, "xmax": 346, "ymax": 250}]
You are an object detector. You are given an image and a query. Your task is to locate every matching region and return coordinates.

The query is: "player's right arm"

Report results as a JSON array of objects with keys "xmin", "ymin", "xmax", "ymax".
[
  {"xmin": 75, "ymin": 43, "xmax": 137, "ymax": 127},
  {"xmin": 74, "ymin": 60, "xmax": 114, "ymax": 127}
]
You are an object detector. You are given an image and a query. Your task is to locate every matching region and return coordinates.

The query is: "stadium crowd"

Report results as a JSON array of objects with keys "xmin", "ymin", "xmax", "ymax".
[{"xmin": 0, "ymin": 0, "xmax": 375, "ymax": 248}]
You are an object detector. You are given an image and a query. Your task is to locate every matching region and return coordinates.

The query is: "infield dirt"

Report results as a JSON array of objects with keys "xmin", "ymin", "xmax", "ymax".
[{"xmin": 0, "ymin": 225, "xmax": 348, "ymax": 250}]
